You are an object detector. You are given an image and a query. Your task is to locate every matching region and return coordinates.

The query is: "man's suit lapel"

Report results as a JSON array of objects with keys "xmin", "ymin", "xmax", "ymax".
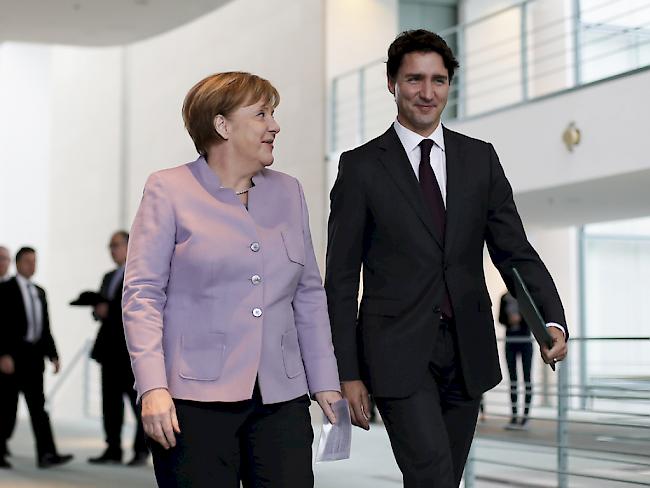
[
  {"xmin": 443, "ymin": 126, "xmax": 464, "ymax": 256},
  {"xmin": 377, "ymin": 126, "xmax": 444, "ymax": 250}
]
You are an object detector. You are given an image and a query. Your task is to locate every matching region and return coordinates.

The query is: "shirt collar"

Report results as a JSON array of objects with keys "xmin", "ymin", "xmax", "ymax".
[
  {"xmin": 393, "ymin": 118, "xmax": 445, "ymax": 154},
  {"xmin": 16, "ymin": 273, "xmax": 31, "ymax": 286}
]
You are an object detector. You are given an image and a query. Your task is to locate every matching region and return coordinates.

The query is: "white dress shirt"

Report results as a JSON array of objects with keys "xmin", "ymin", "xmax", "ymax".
[
  {"xmin": 393, "ymin": 118, "xmax": 447, "ymax": 206},
  {"xmin": 16, "ymin": 273, "xmax": 43, "ymax": 343},
  {"xmin": 0, "ymin": 273, "xmax": 9, "ymax": 283}
]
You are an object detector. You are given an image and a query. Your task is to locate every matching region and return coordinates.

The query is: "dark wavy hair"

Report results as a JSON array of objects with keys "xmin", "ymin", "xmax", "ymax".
[{"xmin": 387, "ymin": 30, "xmax": 460, "ymax": 83}]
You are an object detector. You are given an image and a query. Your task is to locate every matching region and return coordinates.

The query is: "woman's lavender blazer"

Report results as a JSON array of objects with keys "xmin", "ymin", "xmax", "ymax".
[{"xmin": 122, "ymin": 157, "xmax": 340, "ymax": 403}]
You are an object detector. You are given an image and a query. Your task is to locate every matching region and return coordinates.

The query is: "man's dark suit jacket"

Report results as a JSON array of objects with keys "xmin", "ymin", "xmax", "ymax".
[
  {"xmin": 90, "ymin": 270, "xmax": 129, "ymax": 367},
  {"xmin": 325, "ymin": 125, "xmax": 567, "ymax": 399},
  {"xmin": 0, "ymin": 277, "xmax": 58, "ymax": 363}
]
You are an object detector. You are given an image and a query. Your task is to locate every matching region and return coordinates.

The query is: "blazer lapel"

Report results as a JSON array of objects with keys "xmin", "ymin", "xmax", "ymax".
[
  {"xmin": 377, "ymin": 126, "xmax": 443, "ymax": 250},
  {"xmin": 443, "ymin": 126, "xmax": 464, "ymax": 256}
]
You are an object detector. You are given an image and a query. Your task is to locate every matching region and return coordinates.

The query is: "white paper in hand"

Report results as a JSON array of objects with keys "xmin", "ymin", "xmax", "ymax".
[{"xmin": 315, "ymin": 398, "xmax": 351, "ymax": 463}]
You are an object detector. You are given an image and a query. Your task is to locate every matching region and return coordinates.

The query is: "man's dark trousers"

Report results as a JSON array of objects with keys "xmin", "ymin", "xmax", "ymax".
[
  {"xmin": 375, "ymin": 318, "xmax": 480, "ymax": 488},
  {"xmin": 101, "ymin": 362, "xmax": 147, "ymax": 455}
]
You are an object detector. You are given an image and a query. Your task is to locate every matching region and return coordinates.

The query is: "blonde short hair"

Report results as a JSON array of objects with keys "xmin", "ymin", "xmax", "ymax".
[{"xmin": 182, "ymin": 72, "xmax": 280, "ymax": 155}]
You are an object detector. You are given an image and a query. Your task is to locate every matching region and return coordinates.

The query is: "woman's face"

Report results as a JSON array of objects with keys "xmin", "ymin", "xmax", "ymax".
[{"xmin": 223, "ymin": 99, "xmax": 280, "ymax": 169}]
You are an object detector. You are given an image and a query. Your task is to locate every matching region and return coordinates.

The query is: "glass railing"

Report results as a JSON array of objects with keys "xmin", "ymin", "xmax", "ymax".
[{"xmin": 329, "ymin": 0, "xmax": 650, "ymax": 154}]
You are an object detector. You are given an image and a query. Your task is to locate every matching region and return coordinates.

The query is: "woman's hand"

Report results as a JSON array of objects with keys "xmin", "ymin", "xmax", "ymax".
[
  {"xmin": 314, "ymin": 390, "xmax": 343, "ymax": 424},
  {"xmin": 141, "ymin": 388, "xmax": 181, "ymax": 449}
]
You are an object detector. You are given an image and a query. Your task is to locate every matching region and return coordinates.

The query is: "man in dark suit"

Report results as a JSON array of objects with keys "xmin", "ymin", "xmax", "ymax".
[
  {"xmin": 325, "ymin": 30, "xmax": 568, "ymax": 487},
  {"xmin": 0, "ymin": 247, "xmax": 73, "ymax": 469},
  {"xmin": 87, "ymin": 231, "xmax": 148, "ymax": 466}
]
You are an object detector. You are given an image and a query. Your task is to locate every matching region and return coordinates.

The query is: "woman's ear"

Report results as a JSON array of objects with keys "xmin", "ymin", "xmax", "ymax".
[{"xmin": 214, "ymin": 114, "xmax": 228, "ymax": 140}]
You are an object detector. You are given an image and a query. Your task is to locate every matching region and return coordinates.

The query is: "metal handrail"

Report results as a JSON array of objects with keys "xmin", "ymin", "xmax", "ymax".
[
  {"xmin": 44, "ymin": 338, "xmax": 93, "ymax": 409},
  {"xmin": 329, "ymin": 0, "xmax": 650, "ymax": 153}
]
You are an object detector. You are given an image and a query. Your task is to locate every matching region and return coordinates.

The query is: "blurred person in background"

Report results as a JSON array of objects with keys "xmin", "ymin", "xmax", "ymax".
[
  {"xmin": 0, "ymin": 247, "xmax": 73, "ymax": 469},
  {"xmin": 499, "ymin": 291, "xmax": 533, "ymax": 430},
  {"xmin": 87, "ymin": 231, "xmax": 148, "ymax": 466},
  {"xmin": 122, "ymin": 71, "xmax": 342, "ymax": 487},
  {"xmin": 0, "ymin": 246, "xmax": 10, "ymax": 282}
]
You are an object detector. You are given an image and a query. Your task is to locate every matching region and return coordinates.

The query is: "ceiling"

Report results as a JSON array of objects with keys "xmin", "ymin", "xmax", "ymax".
[
  {"xmin": 0, "ymin": 0, "xmax": 231, "ymax": 46},
  {"xmin": 515, "ymin": 169, "xmax": 650, "ymax": 228}
]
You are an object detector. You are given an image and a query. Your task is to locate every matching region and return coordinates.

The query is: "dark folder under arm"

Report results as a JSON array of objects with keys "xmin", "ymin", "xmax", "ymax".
[{"xmin": 511, "ymin": 267, "xmax": 555, "ymax": 371}]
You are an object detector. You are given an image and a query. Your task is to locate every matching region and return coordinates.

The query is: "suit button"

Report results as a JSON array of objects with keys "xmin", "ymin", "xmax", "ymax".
[
  {"xmin": 251, "ymin": 275, "xmax": 262, "ymax": 285},
  {"xmin": 433, "ymin": 307, "xmax": 441, "ymax": 314},
  {"xmin": 252, "ymin": 308, "xmax": 263, "ymax": 317},
  {"xmin": 250, "ymin": 242, "xmax": 260, "ymax": 252}
]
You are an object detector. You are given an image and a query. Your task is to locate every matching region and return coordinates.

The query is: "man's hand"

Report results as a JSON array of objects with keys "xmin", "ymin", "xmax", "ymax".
[
  {"xmin": 94, "ymin": 302, "xmax": 109, "ymax": 320},
  {"xmin": 541, "ymin": 327, "xmax": 568, "ymax": 366},
  {"xmin": 0, "ymin": 355, "xmax": 15, "ymax": 375},
  {"xmin": 341, "ymin": 380, "xmax": 371, "ymax": 431},
  {"xmin": 314, "ymin": 390, "xmax": 343, "ymax": 424},
  {"xmin": 141, "ymin": 388, "xmax": 180, "ymax": 449},
  {"xmin": 51, "ymin": 358, "xmax": 61, "ymax": 374}
]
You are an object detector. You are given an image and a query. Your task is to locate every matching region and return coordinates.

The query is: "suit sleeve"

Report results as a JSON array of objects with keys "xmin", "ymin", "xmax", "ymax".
[
  {"xmin": 325, "ymin": 152, "xmax": 367, "ymax": 381},
  {"xmin": 40, "ymin": 290, "xmax": 58, "ymax": 360},
  {"xmin": 292, "ymin": 180, "xmax": 341, "ymax": 395},
  {"xmin": 484, "ymin": 144, "xmax": 568, "ymax": 337},
  {"xmin": 122, "ymin": 173, "xmax": 176, "ymax": 400}
]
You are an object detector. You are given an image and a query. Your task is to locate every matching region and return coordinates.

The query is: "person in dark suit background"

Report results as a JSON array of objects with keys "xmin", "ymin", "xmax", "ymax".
[
  {"xmin": 0, "ymin": 247, "xmax": 73, "ymax": 469},
  {"xmin": 0, "ymin": 245, "xmax": 13, "ymax": 466},
  {"xmin": 325, "ymin": 30, "xmax": 569, "ymax": 487},
  {"xmin": 499, "ymin": 291, "xmax": 533, "ymax": 429},
  {"xmin": 87, "ymin": 231, "xmax": 148, "ymax": 466},
  {"xmin": 0, "ymin": 246, "xmax": 10, "ymax": 282}
]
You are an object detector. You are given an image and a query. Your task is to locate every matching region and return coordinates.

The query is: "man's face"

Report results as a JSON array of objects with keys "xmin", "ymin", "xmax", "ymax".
[
  {"xmin": 388, "ymin": 51, "xmax": 450, "ymax": 136},
  {"xmin": 16, "ymin": 252, "xmax": 36, "ymax": 279},
  {"xmin": 0, "ymin": 248, "xmax": 10, "ymax": 277},
  {"xmin": 109, "ymin": 234, "xmax": 128, "ymax": 266}
]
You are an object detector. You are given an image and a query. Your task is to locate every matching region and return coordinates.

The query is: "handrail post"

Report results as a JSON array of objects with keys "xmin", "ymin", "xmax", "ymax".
[
  {"xmin": 557, "ymin": 360, "xmax": 569, "ymax": 488},
  {"xmin": 464, "ymin": 442, "xmax": 476, "ymax": 488},
  {"xmin": 330, "ymin": 77, "xmax": 338, "ymax": 153},
  {"xmin": 520, "ymin": 0, "xmax": 529, "ymax": 102},
  {"xmin": 457, "ymin": 25, "xmax": 466, "ymax": 118},
  {"xmin": 572, "ymin": 0, "xmax": 582, "ymax": 86},
  {"xmin": 358, "ymin": 68, "xmax": 365, "ymax": 145}
]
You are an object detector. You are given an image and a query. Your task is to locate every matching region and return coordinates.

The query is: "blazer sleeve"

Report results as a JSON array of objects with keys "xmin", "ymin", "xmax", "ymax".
[
  {"xmin": 484, "ymin": 144, "xmax": 568, "ymax": 337},
  {"xmin": 122, "ymin": 173, "xmax": 176, "ymax": 400},
  {"xmin": 39, "ymin": 289, "xmax": 58, "ymax": 360},
  {"xmin": 324, "ymin": 152, "xmax": 367, "ymax": 381},
  {"xmin": 292, "ymin": 180, "xmax": 341, "ymax": 395}
]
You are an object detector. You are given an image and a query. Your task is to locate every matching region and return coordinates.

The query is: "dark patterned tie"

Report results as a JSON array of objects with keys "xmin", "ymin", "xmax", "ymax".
[{"xmin": 419, "ymin": 139, "xmax": 453, "ymax": 318}]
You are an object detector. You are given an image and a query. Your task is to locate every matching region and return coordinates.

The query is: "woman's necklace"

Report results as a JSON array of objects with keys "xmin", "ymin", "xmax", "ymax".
[{"xmin": 220, "ymin": 185, "xmax": 252, "ymax": 195}]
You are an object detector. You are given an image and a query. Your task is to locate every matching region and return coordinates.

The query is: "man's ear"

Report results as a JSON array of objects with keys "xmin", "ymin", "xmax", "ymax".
[
  {"xmin": 387, "ymin": 76, "xmax": 396, "ymax": 96},
  {"xmin": 214, "ymin": 114, "xmax": 228, "ymax": 140}
]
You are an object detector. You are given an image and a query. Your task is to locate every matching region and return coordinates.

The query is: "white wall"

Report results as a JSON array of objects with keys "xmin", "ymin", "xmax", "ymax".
[
  {"xmin": 0, "ymin": 43, "xmax": 123, "ymax": 420},
  {"xmin": 326, "ymin": 0, "xmax": 398, "ymax": 81},
  {"xmin": 125, "ymin": 0, "xmax": 328, "ymax": 253},
  {"xmin": 448, "ymin": 67, "xmax": 650, "ymax": 194},
  {"xmin": 0, "ymin": 44, "xmax": 52, "ymax": 267}
]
